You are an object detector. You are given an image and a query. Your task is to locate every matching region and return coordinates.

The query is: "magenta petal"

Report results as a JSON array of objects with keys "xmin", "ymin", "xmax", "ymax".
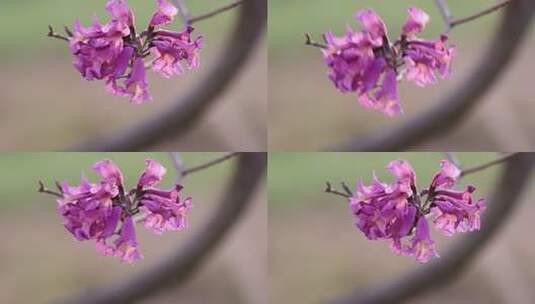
[
  {"xmin": 138, "ymin": 159, "xmax": 167, "ymax": 188},
  {"xmin": 402, "ymin": 6, "xmax": 430, "ymax": 36},
  {"xmin": 355, "ymin": 9, "xmax": 387, "ymax": 45},
  {"xmin": 114, "ymin": 216, "xmax": 142, "ymax": 263},
  {"xmin": 124, "ymin": 57, "xmax": 152, "ymax": 103},
  {"xmin": 150, "ymin": 0, "xmax": 178, "ymax": 26},
  {"xmin": 92, "ymin": 159, "xmax": 124, "ymax": 186}
]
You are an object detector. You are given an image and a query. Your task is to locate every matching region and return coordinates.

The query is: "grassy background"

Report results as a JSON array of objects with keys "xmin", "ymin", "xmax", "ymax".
[
  {"xmin": 0, "ymin": 152, "xmax": 230, "ymax": 211},
  {"xmin": 0, "ymin": 0, "xmax": 234, "ymax": 57},
  {"xmin": 268, "ymin": 153, "xmax": 535, "ymax": 303},
  {"xmin": 268, "ymin": 152, "xmax": 499, "ymax": 210},
  {"xmin": 269, "ymin": 0, "xmax": 495, "ymax": 57}
]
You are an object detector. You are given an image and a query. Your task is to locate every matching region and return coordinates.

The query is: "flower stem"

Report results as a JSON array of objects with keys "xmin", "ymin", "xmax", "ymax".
[
  {"xmin": 188, "ymin": 0, "xmax": 244, "ymax": 25},
  {"xmin": 47, "ymin": 25, "xmax": 69, "ymax": 42},
  {"xmin": 172, "ymin": 0, "xmax": 191, "ymax": 25},
  {"xmin": 325, "ymin": 182, "xmax": 350, "ymax": 198},
  {"xmin": 449, "ymin": 0, "xmax": 513, "ymax": 29},
  {"xmin": 305, "ymin": 33, "xmax": 328, "ymax": 49},
  {"xmin": 460, "ymin": 153, "xmax": 518, "ymax": 177},
  {"xmin": 434, "ymin": 0, "xmax": 453, "ymax": 30},
  {"xmin": 38, "ymin": 180, "xmax": 63, "ymax": 198},
  {"xmin": 181, "ymin": 152, "xmax": 240, "ymax": 177}
]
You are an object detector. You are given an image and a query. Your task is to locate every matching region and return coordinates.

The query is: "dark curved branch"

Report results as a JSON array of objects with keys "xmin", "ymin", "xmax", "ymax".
[
  {"xmin": 331, "ymin": 153, "xmax": 535, "ymax": 304},
  {"xmin": 74, "ymin": 0, "xmax": 266, "ymax": 151},
  {"xmin": 333, "ymin": 0, "xmax": 535, "ymax": 151},
  {"xmin": 58, "ymin": 153, "xmax": 267, "ymax": 304}
]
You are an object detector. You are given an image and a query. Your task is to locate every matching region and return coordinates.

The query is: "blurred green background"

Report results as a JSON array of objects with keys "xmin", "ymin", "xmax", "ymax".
[
  {"xmin": 268, "ymin": 0, "xmax": 535, "ymax": 150},
  {"xmin": 0, "ymin": 1, "xmax": 266, "ymax": 150},
  {"xmin": 269, "ymin": 153, "xmax": 535, "ymax": 303},
  {"xmin": 0, "ymin": 153, "xmax": 266, "ymax": 304}
]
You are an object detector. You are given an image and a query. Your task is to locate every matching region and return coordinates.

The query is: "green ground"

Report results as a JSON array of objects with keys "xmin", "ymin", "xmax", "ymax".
[
  {"xmin": 0, "ymin": 152, "xmax": 232, "ymax": 211},
  {"xmin": 0, "ymin": 0, "xmax": 234, "ymax": 57},
  {"xmin": 268, "ymin": 152, "xmax": 500, "ymax": 211},
  {"xmin": 268, "ymin": 0, "xmax": 497, "ymax": 57}
]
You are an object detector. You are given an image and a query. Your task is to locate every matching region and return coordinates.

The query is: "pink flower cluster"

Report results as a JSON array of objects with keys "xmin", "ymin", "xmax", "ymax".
[
  {"xmin": 350, "ymin": 159, "xmax": 485, "ymax": 263},
  {"xmin": 57, "ymin": 159, "xmax": 192, "ymax": 263},
  {"xmin": 322, "ymin": 7, "xmax": 456, "ymax": 116},
  {"xmin": 68, "ymin": 0, "xmax": 203, "ymax": 103}
]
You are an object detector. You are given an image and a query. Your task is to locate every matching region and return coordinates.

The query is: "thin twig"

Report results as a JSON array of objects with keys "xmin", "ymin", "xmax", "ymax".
[
  {"xmin": 172, "ymin": 0, "xmax": 191, "ymax": 25},
  {"xmin": 434, "ymin": 0, "xmax": 453, "ymax": 30},
  {"xmin": 450, "ymin": 0, "xmax": 513, "ymax": 29},
  {"xmin": 325, "ymin": 182, "xmax": 350, "ymax": 198},
  {"xmin": 47, "ymin": 25, "xmax": 69, "ymax": 42},
  {"xmin": 460, "ymin": 153, "xmax": 518, "ymax": 177},
  {"xmin": 38, "ymin": 180, "xmax": 63, "ymax": 198},
  {"xmin": 189, "ymin": 0, "xmax": 243, "ymax": 24},
  {"xmin": 168, "ymin": 152, "xmax": 186, "ymax": 183},
  {"xmin": 182, "ymin": 152, "xmax": 240, "ymax": 177},
  {"xmin": 305, "ymin": 33, "xmax": 328, "ymax": 49},
  {"xmin": 445, "ymin": 152, "xmax": 461, "ymax": 168}
]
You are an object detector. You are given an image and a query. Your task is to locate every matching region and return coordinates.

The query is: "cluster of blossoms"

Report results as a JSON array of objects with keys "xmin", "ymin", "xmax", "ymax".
[
  {"xmin": 57, "ymin": 159, "xmax": 192, "ymax": 263},
  {"xmin": 321, "ymin": 7, "xmax": 456, "ymax": 116},
  {"xmin": 66, "ymin": 0, "xmax": 202, "ymax": 103},
  {"xmin": 349, "ymin": 159, "xmax": 485, "ymax": 263}
]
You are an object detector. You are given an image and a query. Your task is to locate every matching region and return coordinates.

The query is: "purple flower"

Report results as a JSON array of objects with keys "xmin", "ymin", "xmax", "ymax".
[
  {"xmin": 350, "ymin": 160, "xmax": 416, "ymax": 251},
  {"xmin": 403, "ymin": 36, "xmax": 456, "ymax": 87},
  {"xmin": 136, "ymin": 159, "xmax": 192, "ymax": 234},
  {"xmin": 430, "ymin": 187, "xmax": 486, "ymax": 236},
  {"xmin": 55, "ymin": 158, "xmax": 192, "ymax": 263},
  {"xmin": 106, "ymin": 0, "xmax": 135, "ymax": 28},
  {"xmin": 402, "ymin": 6, "xmax": 430, "ymax": 36},
  {"xmin": 92, "ymin": 159, "xmax": 124, "ymax": 186},
  {"xmin": 430, "ymin": 159, "xmax": 461, "ymax": 189},
  {"xmin": 355, "ymin": 9, "xmax": 387, "ymax": 46},
  {"xmin": 123, "ymin": 57, "xmax": 152, "ymax": 103},
  {"xmin": 140, "ymin": 186, "xmax": 192, "ymax": 234},
  {"xmin": 321, "ymin": 6, "xmax": 456, "ymax": 116},
  {"xmin": 150, "ymin": 0, "xmax": 178, "ymax": 27},
  {"xmin": 97, "ymin": 216, "xmax": 142, "ymax": 264},
  {"xmin": 403, "ymin": 216, "xmax": 439, "ymax": 263},
  {"xmin": 60, "ymin": 0, "xmax": 202, "ymax": 103},
  {"xmin": 69, "ymin": 18, "xmax": 128, "ymax": 81},
  {"xmin": 150, "ymin": 27, "xmax": 203, "ymax": 78},
  {"xmin": 138, "ymin": 158, "xmax": 167, "ymax": 188},
  {"xmin": 346, "ymin": 159, "xmax": 485, "ymax": 263}
]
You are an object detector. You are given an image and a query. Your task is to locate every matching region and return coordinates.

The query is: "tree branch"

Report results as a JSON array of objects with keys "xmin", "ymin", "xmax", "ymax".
[
  {"xmin": 331, "ymin": 153, "xmax": 535, "ymax": 304},
  {"xmin": 434, "ymin": 0, "xmax": 453, "ymax": 30},
  {"xmin": 325, "ymin": 182, "xmax": 350, "ymax": 198},
  {"xmin": 182, "ymin": 152, "xmax": 239, "ymax": 177},
  {"xmin": 189, "ymin": 0, "xmax": 244, "ymax": 24},
  {"xmin": 460, "ymin": 153, "xmax": 518, "ymax": 177},
  {"xmin": 47, "ymin": 25, "xmax": 69, "ymax": 42},
  {"xmin": 172, "ymin": 0, "xmax": 191, "ymax": 25},
  {"xmin": 450, "ymin": 0, "xmax": 514, "ymax": 29},
  {"xmin": 57, "ymin": 153, "xmax": 267, "ymax": 304},
  {"xmin": 38, "ymin": 180, "xmax": 62, "ymax": 198},
  {"xmin": 168, "ymin": 152, "xmax": 186, "ymax": 183},
  {"xmin": 305, "ymin": 33, "xmax": 328, "ymax": 49}
]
